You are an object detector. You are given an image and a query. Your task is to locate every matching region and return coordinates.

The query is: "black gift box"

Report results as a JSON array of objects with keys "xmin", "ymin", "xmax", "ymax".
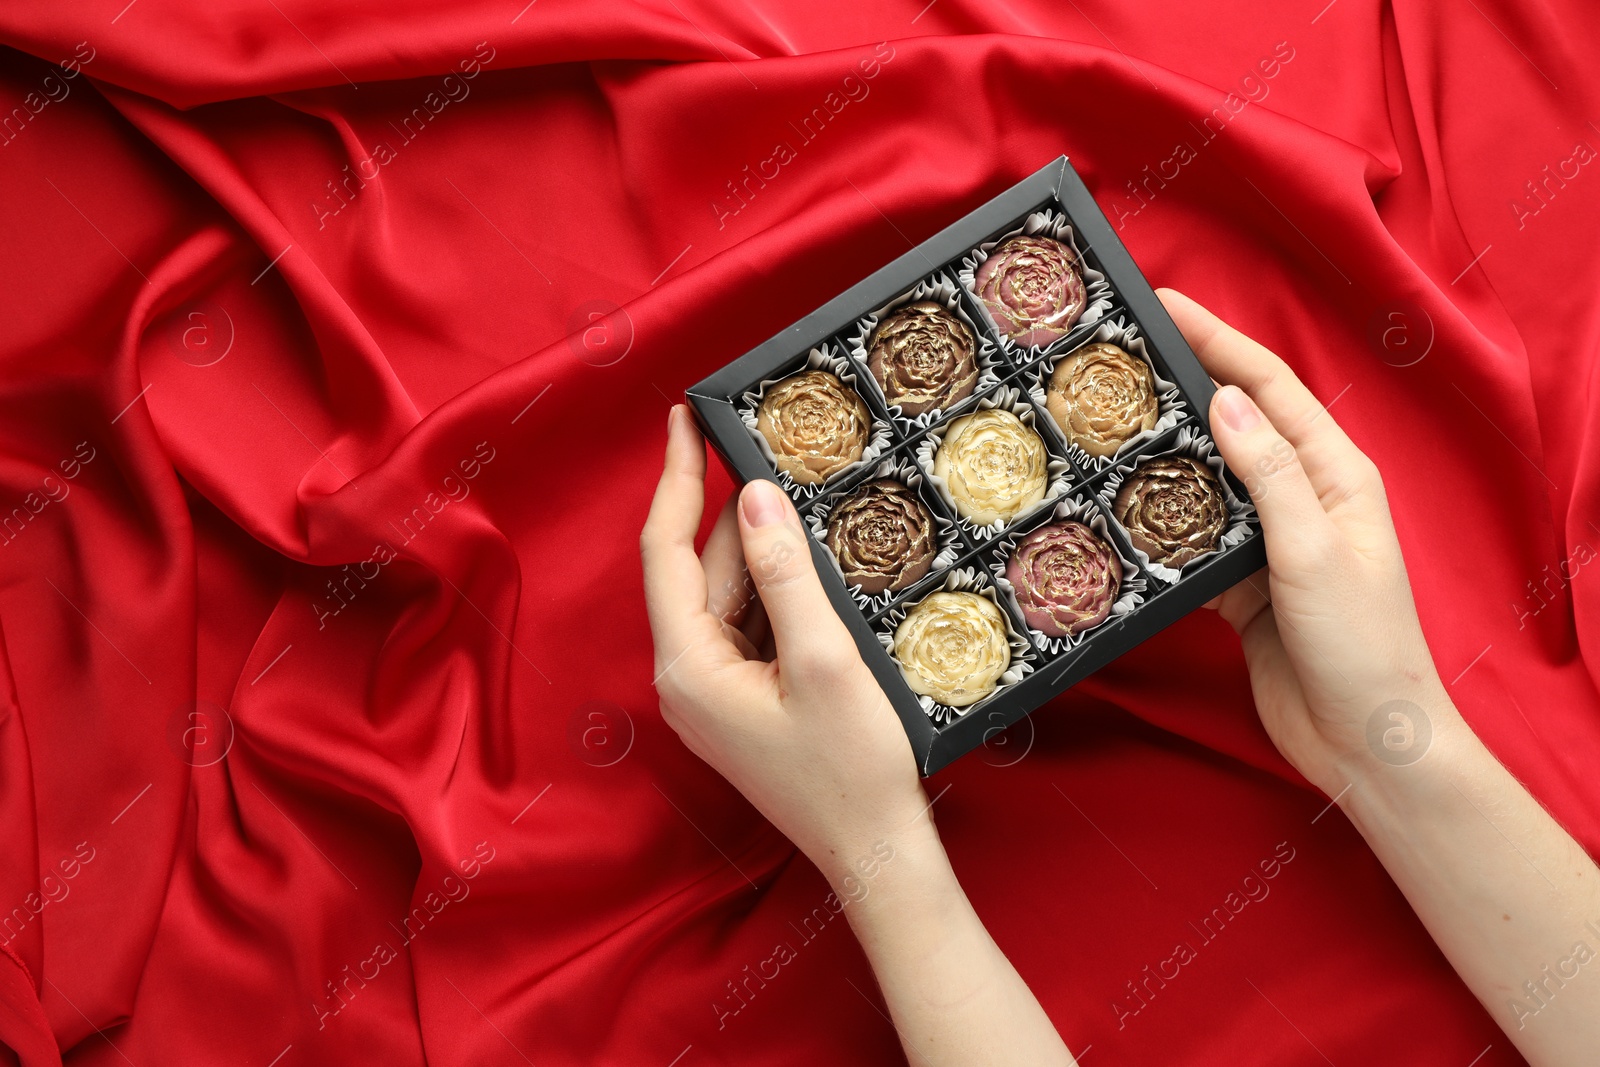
[{"xmin": 687, "ymin": 157, "xmax": 1267, "ymax": 776}]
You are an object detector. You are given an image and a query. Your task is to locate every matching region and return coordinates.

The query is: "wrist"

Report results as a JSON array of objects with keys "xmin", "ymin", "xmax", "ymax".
[
  {"xmin": 1327, "ymin": 684, "xmax": 1486, "ymax": 832},
  {"xmin": 812, "ymin": 804, "xmax": 946, "ymax": 899}
]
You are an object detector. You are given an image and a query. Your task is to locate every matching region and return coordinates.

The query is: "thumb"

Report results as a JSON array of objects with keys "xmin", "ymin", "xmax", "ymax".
[{"xmin": 737, "ymin": 479, "xmax": 853, "ymax": 674}]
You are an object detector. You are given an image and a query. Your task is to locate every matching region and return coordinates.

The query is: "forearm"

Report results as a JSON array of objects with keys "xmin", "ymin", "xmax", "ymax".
[
  {"xmin": 1335, "ymin": 687, "xmax": 1600, "ymax": 1065},
  {"xmin": 819, "ymin": 821, "xmax": 1074, "ymax": 1067}
]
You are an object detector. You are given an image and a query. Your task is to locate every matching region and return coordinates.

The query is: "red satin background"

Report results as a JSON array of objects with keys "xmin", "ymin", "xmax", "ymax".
[{"xmin": 0, "ymin": 1, "xmax": 1597, "ymax": 1063}]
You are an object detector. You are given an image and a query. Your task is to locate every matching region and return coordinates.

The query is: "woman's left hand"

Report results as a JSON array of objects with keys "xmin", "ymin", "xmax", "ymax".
[{"xmin": 640, "ymin": 404, "xmax": 932, "ymax": 883}]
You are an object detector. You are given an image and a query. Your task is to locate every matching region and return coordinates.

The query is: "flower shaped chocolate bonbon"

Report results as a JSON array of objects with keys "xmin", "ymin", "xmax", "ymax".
[
  {"xmin": 866, "ymin": 301, "xmax": 979, "ymax": 417},
  {"xmin": 1006, "ymin": 520, "xmax": 1121, "ymax": 637},
  {"xmin": 1112, "ymin": 456, "xmax": 1228, "ymax": 568},
  {"xmin": 755, "ymin": 370, "xmax": 872, "ymax": 485},
  {"xmin": 933, "ymin": 408, "xmax": 1049, "ymax": 526},
  {"xmin": 893, "ymin": 591, "xmax": 1011, "ymax": 707},
  {"xmin": 825, "ymin": 480, "xmax": 937, "ymax": 595},
  {"xmin": 972, "ymin": 234, "xmax": 1087, "ymax": 348},
  {"xmin": 1045, "ymin": 342, "xmax": 1159, "ymax": 457}
]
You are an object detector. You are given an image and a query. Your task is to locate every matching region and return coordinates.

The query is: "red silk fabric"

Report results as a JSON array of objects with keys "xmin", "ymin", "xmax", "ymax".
[{"xmin": 1, "ymin": 2, "xmax": 1596, "ymax": 1063}]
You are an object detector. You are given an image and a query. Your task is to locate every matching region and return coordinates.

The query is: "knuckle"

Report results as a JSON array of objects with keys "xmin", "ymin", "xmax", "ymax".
[
  {"xmin": 815, "ymin": 638, "xmax": 857, "ymax": 675},
  {"xmin": 1297, "ymin": 527, "xmax": 1347, "ymax": 573},
  {"xmin": 1320, "ymin": 457, "xmax": 1383, "ymax": 514},
  {"xmin": 749, "ymin": 531, "xmax": 810, "ymax": 588},
  {"xmin": 1248, "ymin": 356, "xmax": 1290, "ymax": 398},
  {"xmin": 786, "ymin": 633, "xmax": 855, "ymax": 679},
  {"xmin": 1318, "ymin": 473, "xmax": 1364, "ymax": 514},
  {"xmin": 1360, "ymin": 456, "xmax": 1387, "ymax": 496},
  {"xmin": 1260, "ymin": 436, "xmax": 1303, "ymax": 479},
  {"xmin": 651, "ymin": 647, "xmax": 700, "ymax": 696},
  {"xmin": 639, "ymin": 519, "xmax": 670, "ymax": 558},
  {"xmin": 651, "ymin": 661, "xmax": 680, "ymax": 697},
  {"xmin": 1244, "ymin": 437, "xmax": 1301, "ymax": 501}
]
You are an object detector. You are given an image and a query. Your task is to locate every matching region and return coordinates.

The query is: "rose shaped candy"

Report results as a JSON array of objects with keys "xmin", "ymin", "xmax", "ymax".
[
  {"xmin": 1046, "ymin": 342, "xmax": 1159, "ymax": 457},
  {"xmin": 893, "ymin": 591, "xmax": 1011, "ymax": 707},
  {"xmin": 1112, "ymin": 456, "xmax": 1228, "ymax": 568},
  {"xmin": 867, "ymin": 301, "xmax": 979, "ymax": 417},
  {"xmin": 972, "ymin": 234, "xmax": 1087, "ymax": 348},
  {"xmin": 932, "ymin": 408, "xmax": 1049, "ymax": 526},
  {"xmin": 1005, "ymin": 521, "xmax": 1120, "ymax": 637},
  {"xmin": 825, "ymin": 480, "xmax": 937, "ymax": 595},
  {"xmin": 755, "ymin": 370, "xmax": 873, "ymax": 485}
]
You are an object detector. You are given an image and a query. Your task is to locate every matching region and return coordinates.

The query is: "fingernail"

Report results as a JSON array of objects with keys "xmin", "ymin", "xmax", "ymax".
[
  {"xmin": 741, "ymin": 480, "xmax": 789, "ymax": 528},
  {"xmin": 1214, "ymin": 386, "xmax": 1262, "ymax": 432},
  {"xmin": 667, "ymin": 404, "xmax": 680, "ymax": 432}
]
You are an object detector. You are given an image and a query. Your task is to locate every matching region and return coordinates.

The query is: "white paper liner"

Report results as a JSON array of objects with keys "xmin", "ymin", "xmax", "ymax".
[
  {"xmin": 913, "ymin": 384, "xmax": 1073, "ymax": 543},
  {"xmin": 844, "ymin": 272, "xmax": 1005, "ymax": 433},
  {"xmin": 804, "ymin": 456, "xmax": 963, "ymax": 616},
  {"xmin": 1098, "ymin": 426, "xmax": 1257, "ymax": 584},
  {"xmin": 957, "ymin": 208, "xmax": 1115, "ymax": 362},
  {"xmin": 988, "ymin": 495, "xmax": 1147, "ymax": 657},
  {"xmin": 1028, "ymin": 318, "xmax": 1187, "ymax": 472},
  {"xmin": 738, "ymin": 344, "xmax": 895, "ymax": 502},
  {"xmin": 875, "ymin": 567, "xmax": 1035, "ymax": 726}
]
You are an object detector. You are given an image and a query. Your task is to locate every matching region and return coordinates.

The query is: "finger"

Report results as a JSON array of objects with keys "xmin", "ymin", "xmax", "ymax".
[
  {"xmin": 737, "ymin": 479, "xmax": 853, "ymax": 675},
  {"xmin": 640, "ymin": 406, "xmax": 720, "ymax": 667},
  {"xmin": 717, "ymin": 617, "xmax": 761, "ymax": 660},
  {"xmin": 702, "ymin": 495, "xmax": 753, "ymax": 625},
  {"xmin": 739, "ymin": 592, "xmax": 771, "ymax": 656},
  {"xmin": 1209, "ymin": 385, "xmax": 1343, "ymax": 563},
  {"xmin": 1157, "ymin": 288, "xmax": 1348, "ymax": 448},
  {"xmin": 1216, "ymin": 567, "xmax": 1273, "ymax": 637},
  {"xmin": 1157, "ymin": 288, "xmax": 1380, "ymax": 511}
]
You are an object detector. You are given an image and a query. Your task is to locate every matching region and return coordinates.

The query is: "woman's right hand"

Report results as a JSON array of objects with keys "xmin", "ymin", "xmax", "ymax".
[
  {"xmin": 1157, "ymin": 288, "xmax": 1456, "ymax": 798},
  {"xmin": 1161, "ymin": 288, "xmax": 1600, "ymax": 1066}
]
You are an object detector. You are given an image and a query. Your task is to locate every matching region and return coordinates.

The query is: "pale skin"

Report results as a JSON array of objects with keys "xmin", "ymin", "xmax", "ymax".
[{"xmin": 640, "ymin": 288, "xmax": 1600, "ymax": 1065}]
